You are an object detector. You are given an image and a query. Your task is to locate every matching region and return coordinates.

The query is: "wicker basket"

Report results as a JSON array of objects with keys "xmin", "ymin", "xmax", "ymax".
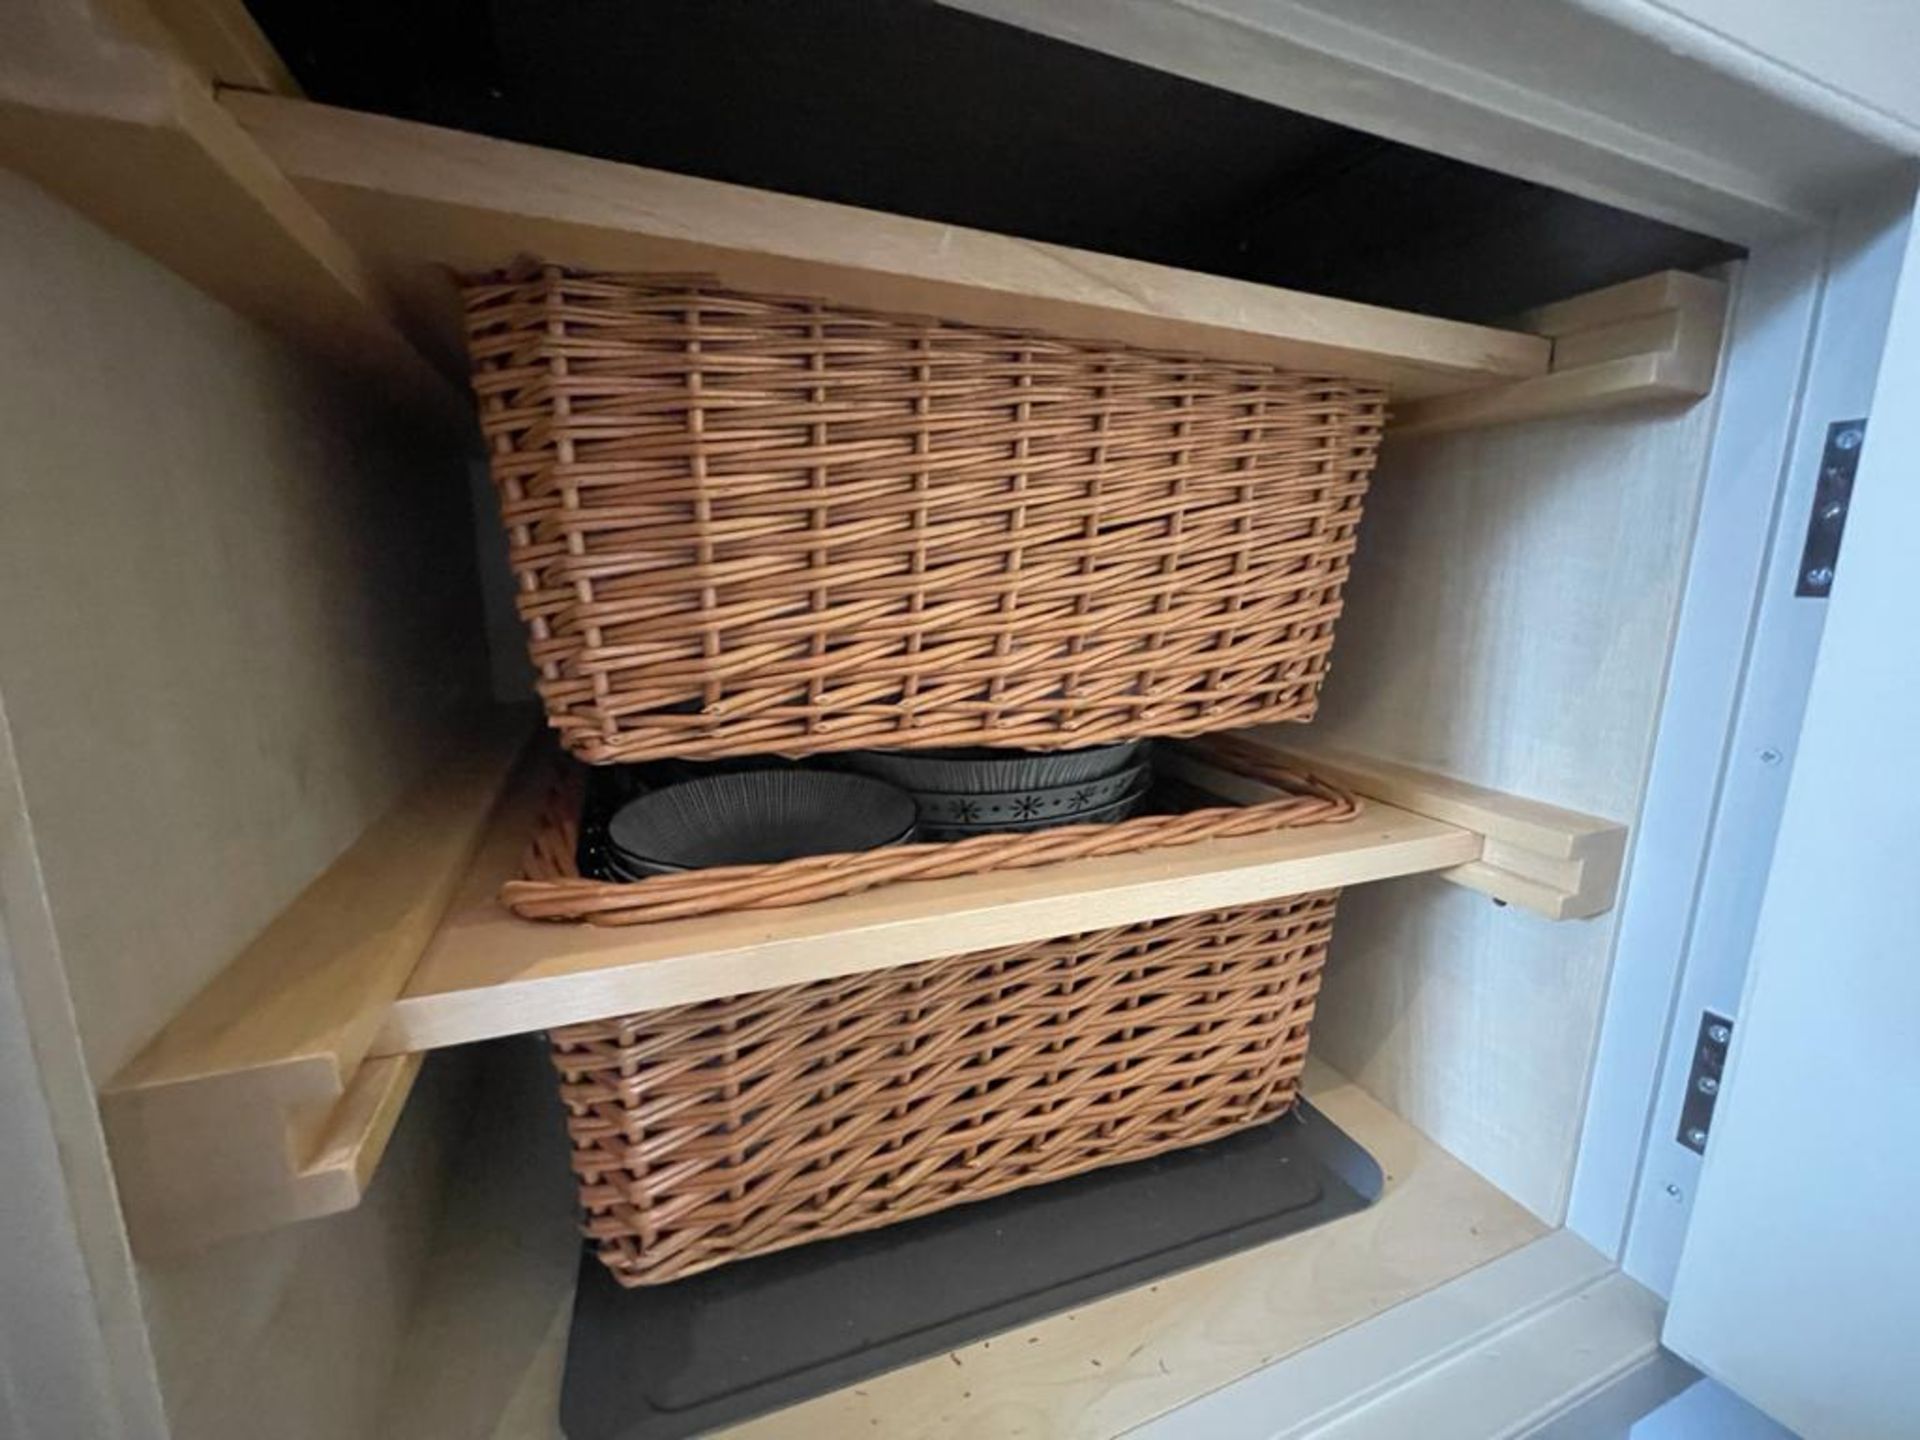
[
  {"xmin": 466, "ymin": 269, "xmax": 1386, "ymax": 765},
  {"xmin": 551, "ymin": 895, "xmax": 1339, "ymax": 1286}
]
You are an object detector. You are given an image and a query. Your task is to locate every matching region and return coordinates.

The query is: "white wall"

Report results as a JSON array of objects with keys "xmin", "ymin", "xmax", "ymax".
[{"xmin": 1598, "ymin": 0, "xmax": 1920, "ymax": 139}]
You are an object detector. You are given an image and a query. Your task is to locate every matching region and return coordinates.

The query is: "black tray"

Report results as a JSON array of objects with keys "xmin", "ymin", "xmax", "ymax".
[{"xmin": 561, "ymin": 1101, "xmax": 1382, "ymax": 1439}]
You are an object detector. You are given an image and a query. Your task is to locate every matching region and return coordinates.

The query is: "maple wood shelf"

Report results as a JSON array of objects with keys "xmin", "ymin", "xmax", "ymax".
[
  {"xmin": 372, "ymin": 763, "xmax": 1478, "ymax": 1057},
  {"xmin": 223, "ymin": 92, "xmax": 1548, "ymax": 400},
  {"xmin": 97, "ymin": 717, "xmax": 1626, "ymax": 1256}
]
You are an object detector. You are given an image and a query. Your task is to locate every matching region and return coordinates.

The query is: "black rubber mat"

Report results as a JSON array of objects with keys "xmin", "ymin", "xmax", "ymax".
[{"xmin": 560, "ymin": 1101, "xmax": 1382, "ymax": 1439}]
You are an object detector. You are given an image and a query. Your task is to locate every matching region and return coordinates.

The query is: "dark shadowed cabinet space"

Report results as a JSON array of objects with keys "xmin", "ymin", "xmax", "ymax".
[
  {"xmin": 244, "ymin": 0, "xmax": 1740, "ymax": 321},
  {"xmin": 2, "ymin": 3, "xmax": 1913, "ymax": 1439}
]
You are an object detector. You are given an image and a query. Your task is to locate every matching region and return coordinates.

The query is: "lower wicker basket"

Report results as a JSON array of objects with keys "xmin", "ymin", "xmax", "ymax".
[{"xmin": 550, "ymin": 894, "xmax": 1340, "ymax": 1287}]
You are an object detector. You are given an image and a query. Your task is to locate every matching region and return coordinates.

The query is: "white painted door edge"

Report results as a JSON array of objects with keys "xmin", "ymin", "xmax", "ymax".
[
  {"xmin": 1573, "ymin": 185, "xmax": 1918, "ymax": 1294},
  {"xmin": 1563, "ymin": 229, "xmax": 1824, "ymax": 1262},
  {"xmin": 1661, "ymin": 173, "xmax": 1920, "ymax": 1440}
]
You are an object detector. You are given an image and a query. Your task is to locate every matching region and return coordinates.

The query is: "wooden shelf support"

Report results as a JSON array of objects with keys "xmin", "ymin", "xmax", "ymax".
[
  {"xmin": 98, "ymin": 713, "xmax": 532, "ymax": 1257},
  {"xmin": 1180, "ymin": 731, "xmax": 1629, "ymax": 920},
  {"xmin": 1390, "ymin": 270, "xmax": 1729, "ymax": 436}
]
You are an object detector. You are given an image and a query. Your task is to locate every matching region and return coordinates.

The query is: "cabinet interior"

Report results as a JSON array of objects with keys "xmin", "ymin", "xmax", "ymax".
[
  {"xmin": 363, "ymin": 296, "xmax": 1721, "ymax": 1440},
  {"xmin": 0, "ymin": 6, "xmax": 1749, "ymax": 1437}
]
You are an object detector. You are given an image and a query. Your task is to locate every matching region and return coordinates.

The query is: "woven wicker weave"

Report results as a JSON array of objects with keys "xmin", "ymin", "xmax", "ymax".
[
  {"xmin": 503, "ymin": 734, "xmax": 1359, "ymax": 925},
  {"xmin": 551, "ymin": 895, "xmax": 1338, "ymax": 1286},
  {"xmin": 466, "ymin": 269, "xmax": 1386, "ymax": 764}
]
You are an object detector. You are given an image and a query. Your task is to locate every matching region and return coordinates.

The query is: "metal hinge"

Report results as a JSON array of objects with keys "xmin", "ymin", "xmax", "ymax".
[
  {"xmin": 1677, "ymin": 1011, "xmax": 1733, "ymax": 1153},
  {"xmin": 1795, "ymin": 419, "xmax": 1866, "ymax": 597}
]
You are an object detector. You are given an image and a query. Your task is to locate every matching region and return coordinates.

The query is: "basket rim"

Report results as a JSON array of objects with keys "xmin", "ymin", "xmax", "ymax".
[{"xmin": 501, "ymin": 732, "xmax": 1360, "ymax": 927}]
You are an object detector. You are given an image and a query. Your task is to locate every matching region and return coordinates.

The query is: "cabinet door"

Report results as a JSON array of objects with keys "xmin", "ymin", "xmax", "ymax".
[{"xmin": 1663, "ymin": 190, "xmax": 1920, "ymax": 1439}]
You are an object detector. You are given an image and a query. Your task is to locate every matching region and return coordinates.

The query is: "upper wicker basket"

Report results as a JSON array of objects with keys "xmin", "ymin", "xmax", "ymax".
[{"xmin": 465, "ymin": 268, "xmax": 1387, "ymax": 764}]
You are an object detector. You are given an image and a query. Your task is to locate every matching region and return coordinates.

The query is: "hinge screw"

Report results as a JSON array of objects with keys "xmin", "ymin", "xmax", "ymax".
[
  {"xmin": 1686, "ymin": 1127, "xmax": 1710, "ymax": 1148},
  {"xmin": 1697, "ymin": 1075, "xmax": 1719, "ymax": 1095},
  {"xmin": 1835, "ymin": 426, "xmax": 1864, "ymax": 451},
  {"xmin": 1665, "ymin": 1182, "xmax": 1683, "ymax": 1198},
  {"xmin": 1806, "ymin": 565, "xmax": 1835, "ymax": 588},
  {"xmin": 1759, "ymin": 748, "xmax": 1782, "ymax": 765},
  {"xmin": 1708, "ymin": 1023, "xmax": 1731, "ymax": 1046}
]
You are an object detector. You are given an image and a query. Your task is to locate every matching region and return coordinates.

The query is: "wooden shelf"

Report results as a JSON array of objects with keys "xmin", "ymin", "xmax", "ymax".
[
  {"xmin": 220, "ymin": 92, "xmax": 1552, "ymax": 400},
  {"xmin": 5, "ymin": 6, "xmax": 1722, "ymax": 429},
  {"xmin": 99, "ymin": 720, "xmax": 1627, "ymax": 1253},
  {"xmin": 6, "ymin": 8, "xmax": 1723, "ymax": 430},
  {"xmin": 218, "ymin": 95, "xmax": 1728, "ymax": 427},
  {"xmin": 370, "ymin": 757, "xmax": 1482, "ymax": 1057}
]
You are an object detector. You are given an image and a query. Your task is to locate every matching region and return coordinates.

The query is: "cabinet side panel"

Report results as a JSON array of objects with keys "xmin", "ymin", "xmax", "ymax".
[
  {"xmin": 1306, "ymin": 387, "xmax": 1718, "ymax": 1221},
  {"xmin": 0, "ymin": 168, "xmax": 485, "ymax": 1438}
]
